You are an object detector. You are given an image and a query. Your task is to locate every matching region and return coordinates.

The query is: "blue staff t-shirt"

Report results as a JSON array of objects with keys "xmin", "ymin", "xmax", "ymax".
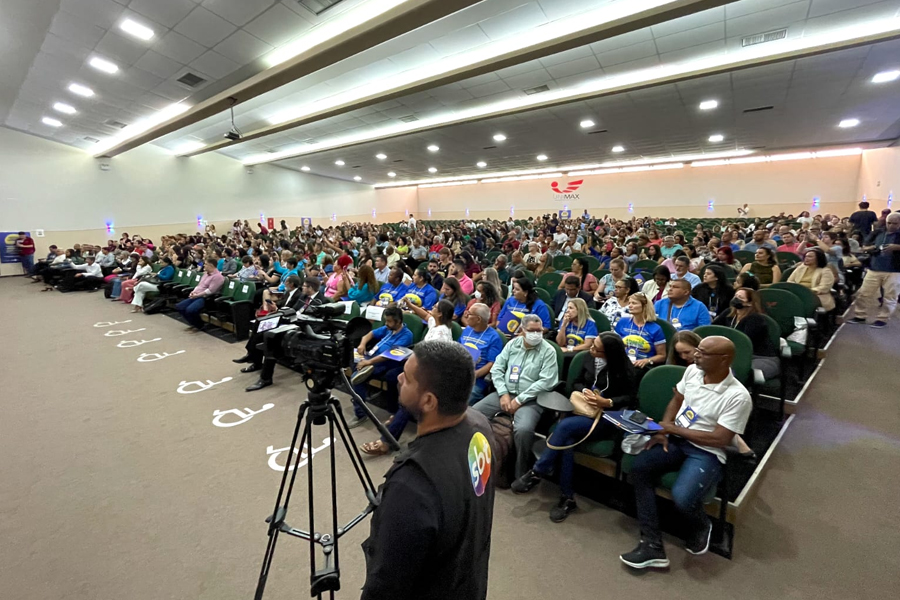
[
  {"xmin": 376, "ymin": 281, "xmax": 409, "ymax": 306},
  {"xmin": 496, "ymin": 297, "xmax": 552, "ymax": 335},
  {"xmin": 439, "ymin": 295, "xmax": 466, "ymax": 319},
  {"xmin": 614, "ymin": 317, "xmax": 665, "ymax": 361},
  {"xmin": 403, "ymin": 283, "xmax": 438, "ymax": 310},
  {"xmin": 459, "ymin": 326, "xmax": 504, "ymax": 384},
  {"xmin": 564, "ymin": 319, "xmax": 599, "ymax": 350},
  {"xmin": 653, "ymin": 296, "xmax": 711, "ymax": 331},
  {"xmin": 369, "ymin": 325, "xmax": 414, "ymax": 357}
]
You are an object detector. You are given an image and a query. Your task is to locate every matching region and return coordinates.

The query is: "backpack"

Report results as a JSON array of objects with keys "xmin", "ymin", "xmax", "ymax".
[{"xmin": 488, "ymin": 412, "xmax": 515, "ymax": 489}]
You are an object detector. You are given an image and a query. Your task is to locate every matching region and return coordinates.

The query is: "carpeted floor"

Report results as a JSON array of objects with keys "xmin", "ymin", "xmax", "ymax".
[{"xmin": 1, "ymin": 276, "xmax": 898, "ymax": 600}]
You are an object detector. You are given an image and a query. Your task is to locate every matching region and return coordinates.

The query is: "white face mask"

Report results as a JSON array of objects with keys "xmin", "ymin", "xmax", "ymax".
[
  {"xmin": 524, "ymin": 331, "xmax": 543, "ymax": 346},
  {"xmin": 473, "ymin": 290, "xmax": 482, "ymax": 299}
]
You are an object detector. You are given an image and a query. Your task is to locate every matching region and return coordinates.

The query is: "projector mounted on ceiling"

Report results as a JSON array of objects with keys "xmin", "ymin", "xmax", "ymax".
[{"xmin": 224, "ymin": 98, "xmax": 243, "ymax": 141}]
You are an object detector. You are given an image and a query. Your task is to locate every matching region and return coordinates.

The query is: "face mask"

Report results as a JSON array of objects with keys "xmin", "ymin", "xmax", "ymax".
[
  {"xmin": 524, "ymin": 331, "xmax": 543, "ymax": 346},
  {"xmin": 731, "ymin": 298, "xmax": 745, "ymax": 309},
  {"xmin": 474, "ymin": 291, "xmax": 482, "ymax": 299}
]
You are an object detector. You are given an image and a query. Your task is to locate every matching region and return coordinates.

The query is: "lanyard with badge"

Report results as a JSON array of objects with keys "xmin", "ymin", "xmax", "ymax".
[
  {"xmin": 676, "ymin": 404, "xmax": 701, "ymax": 428},
  {"xmin": 708, "ymin": 290, "xmax": 718, "ymax": 319},
  {"xmin": 508, "ymin": 347, "xmax": 536, "ymax": 396},
  {"xmin": 370, "ymin": 330, "xmax": 396, "ymax": 357},
  {"xmin": 668, "ymin": 303, "xmax": 684, "ymax": 330},
  {"xmin": 625, "ymin": 322, "xmax": 646, "ymax": 361}
]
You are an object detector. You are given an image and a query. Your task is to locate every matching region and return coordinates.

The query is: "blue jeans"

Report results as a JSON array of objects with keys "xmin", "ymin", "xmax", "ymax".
[
  {"xmin": 631, "ymin": 437, "xmax": 722, "ymax": 545},
  {"xmin": 534, "ymin": 416, "xmax": 616, "ymax": 498},
  {"xmin": 352, "ymin": 362, "xmax": 403, "ymax": 418},
  {"xmin": 176, "ymin": 297, "xmax": 207, "ymax": 329},
  {"xmin": 21, "ymin": 255, "xmax": 34, "ymax": 274},
  {"xmin": 468, "ymin": 380, "xmax": 489, "ymax": 406}
]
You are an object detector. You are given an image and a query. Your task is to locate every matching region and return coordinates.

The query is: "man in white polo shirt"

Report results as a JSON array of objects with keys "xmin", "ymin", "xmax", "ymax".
[{"xmin": 620, "ymin": 336, "xmax": 751, "ymax": 569}]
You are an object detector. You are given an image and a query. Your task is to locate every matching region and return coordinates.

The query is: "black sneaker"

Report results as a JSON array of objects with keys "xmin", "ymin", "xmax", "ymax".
[
  {"xmin": 510, "ymin": 469, "xmax": 542, "ymax": 494},
  {"xmin": 685, "ymin": 519, "xmax": 713, "ymax": 555},
  {"xmin": 870, "ymin": 321, "xmax": 887, "ymax": 328},
  {"xmin": 620, "ymin": 540, "xmax": 669, "ymax": 569},
  {"xmin": 848, "ymin": 317, "xmax": 867, "ymax": 324},
  {"xmin": 549, "ymin": 496, "xmax": 577, "ymax": 522}
]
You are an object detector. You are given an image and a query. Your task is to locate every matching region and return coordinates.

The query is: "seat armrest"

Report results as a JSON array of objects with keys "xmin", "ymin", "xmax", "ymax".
[{"xmin": 753, "ymin": 368, "xmax": 765, "ymax": 386}]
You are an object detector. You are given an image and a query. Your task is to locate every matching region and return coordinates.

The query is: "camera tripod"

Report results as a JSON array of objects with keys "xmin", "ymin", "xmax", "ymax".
[{"xmin": 254, "ymin": 370, "xmax": 400, "ymax": 600}]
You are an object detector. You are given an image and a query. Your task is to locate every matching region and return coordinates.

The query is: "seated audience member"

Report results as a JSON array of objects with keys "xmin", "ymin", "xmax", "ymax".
[
  {"xmin": 511, "ymin": 332, "xmax": 636, "ymax": 521},
  {"xmin": 35, "ymin": 248, "xmax": 70, "ymax": 289},
  {"xmin": 850, "ymin": 213, "xmax": 900, "ymax": 327},
  {"xmin": 348, "ymin": 306, "xmax": 414, "ymax": 428},
  {"xmin": 713, "ymin": 287, "xmax": 781, "ymax": 378},
  {"xmin": 465, "ymin": 280, "xmax": 502, "ymax": 327},
  {"xmin": 734, "ymin": 271, "xmax": 759, "ymax": 291},
  {"xmin": 96, "ymin": 246, "xmax": 117, "ymax": 274},
  {"xmin": 473, "ymin": 314, "xmax": 559, "ymax": 479},
  {"xmin": 553, "ymin": 275, "xmax": 595, "ymax": 324},
  {"xmin": 594, "ymin": 258, "xmax": 627, "ymax": 302},
  {"xmin": 62, "ymin": 255, "xmax": 104, "ymax": 291},
  {"xmin": 373, "ymin": 254, "xmax": 390, "ymax": 284},
  {"xmin": 458, "ymin": 303, "xmax": 505, "ymax": 406},
  {"xmin": 449, "ymin": 258, "xmax": 475, "ymax": 295},
  {"xmin": 176, "ymin": 259, "xmax": 225, "ymax": 332},
  {"xmin": 692, "ymin": 265, "xmax": 734, "ymax": 321},
  {"xmin": 497, "ymin": 277, "xmax": 552, "ymax": 335},
  {"xmin": 403, "ymin": 268, "xmax": 439, "ymax": 311},
  {"xmin": 642, "ymin": 265, "xmax": 672, "ymax": 303},
  {"xmin": 667, "ymin": 330, "xmax": 702, "ymax": 366},
  {"xmin": 620, "ymin": 336, "xmax": 751, "ymax": 569},
  {"xmin": 653, "ymin": 279, "xmax": 711, "ymax": 332},
  {"xmin": 524, "ymin": 242, "xmax": 543, "ymax": 270},
  {"xmin": 220, "ymin": 248, "xmax": 239, "ymax": 275},
  {"xmin": 672, "ymin": 256, "xmax": 701, "ymax": 289},
  {"xmin": 236, "ymin": 276, "xmax": 323, "ymax": 390},
  {"xmin": 263, "ymin": 256, "xmax": 301, "ymax": 309},
  {"xmin": 233, "ymin": 255, "xmax": 259, "ymax": 282},
  {"xmin": 555, "ymin": 298, "xmax": 598, "ymax": 354},
  {"xmin": 712, "ymin": 245, "xmax": 741, "ymax": 273},
  {"xmin": 614, "ymin": 292, "xmax": 666, "ymax": 370},
  {"xmin": 345, "ymin": 264, "xmax": 379, "ymax": 305},
  {"xmin": 601, "ymin": 277, "xmax": 639, "ymax": 327},
  {"xmin": 776, "ymin": 230, "xmax": 803, "ymax": 255},
  {"xmin": 30, "ymin": 244, "xmax": 60, "ymax": 278},
  {"xmin": 117, "ymin": 256, "xmax": 153, "ymax": 304},
  {"xmin": 787, "ymin": 248, "xmax": 835, "ymax": 312},
  {"xmin": 375, "ymin": 266, "xmax": 409, "ymax": 306},
  {"xmin": 359, "ymin": 300, "xmax": 457, "ymax": 456},
  {"xmin": 324, "ymin": 255, "xmax": 354, "ymax": 300},
  {"xmin": 739, "ymin": 247, "xmax": 781, "ymax": 286},
  {"xmin": 437, "ymin": 276, "xmax": 469, "ymax": 322},
  {"xmin": 427, "ymin": 258, "xmax": 445, "ymax": 291},
  {"xmin": 131, "ymin": 257, "xmax": 175, "ymax": 312},
  {"xmin": 559, "ymin": 257, "xmax": 599, "ymax": 296},
  {"xmin": 741, "ymin": 228, "xmax": 777, "ymax": 253}
]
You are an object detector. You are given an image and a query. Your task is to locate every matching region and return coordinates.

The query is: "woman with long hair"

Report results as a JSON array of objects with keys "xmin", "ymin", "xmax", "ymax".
[
  {"xmin": 481, "ymin": 267, "xmax": 504, "ymax": 296},
  {"xmin": 614, "ymin": 292, "xmax": 666, "ymax": 369},
  {"xmin": 787, "ymin": 248, "xmax": 835, "ymax": 311},
  {"xmin": 438, "ymin": 276, "xmax": 469, "ymax": 321},
  {"xmin": 511, "ymin": 332, "xmax": 637, "ymax": 522},
  {"xmin": 496, "ymin": 277, "xmax": 552, "ymax": 334},
  {"xmin": 601, "ymin": 277, "xmax": 639, "ymax": 327},
  {"xmin": 691, "ymin": 264, "xmax": 734, "ymax": 320},
  {"xmin": 641, "ymin": 265, "xmax": 672, "ymax": 303},
  {"xmin": 740, "ymin": 247, "xmax": 781, "ymax": 286},
  {"xmin": 713, "ymin": 287, "xmax": 780, "ymax": 378},
  {"xmin": 465, "ymin": 280, "xmax": 502, "ymax": 327},
  {"xmin": 345, "ymin": 264, "xmax": 379, "ymax": 305},
  {"xmin": 643, "ymin": 244, "xmax": 663, "ymax": 263},
  {"xmin": 667, "ymin": 330, "xmax": 701, "ymax": 366},
  {"xmin": 593, "ymin": 258, "xmax": 627, "ymax": 302},
  {"xmin": 402, "ymin": 268, "xmax": 438, "ymax": 310},
  {"xmin": 555, "ymin": 297, "xmax": 598, "ymax": 353},
  {"xmin": 559, "ymin": 256, "xmax": 599, "ymax": 295},
  {"xmin": 713, "ymin": 245, "xmax": 741, "ymax": 273}
]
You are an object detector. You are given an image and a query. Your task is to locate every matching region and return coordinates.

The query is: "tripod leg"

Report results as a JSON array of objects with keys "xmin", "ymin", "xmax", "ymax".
[
  {"xmin": 254, "ymin": 402, "xmax": 311, "ymax": 600},
  {"xmin": 330, "ymin": 398, "xmax": 379, "ymax": 497}
]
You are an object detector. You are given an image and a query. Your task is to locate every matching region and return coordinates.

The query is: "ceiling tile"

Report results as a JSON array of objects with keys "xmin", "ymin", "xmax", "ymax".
[
  {"xmin": 41, "ymin": 33, "xmax": 93, "ymax": 63},
  {"xmin": 809, "ymin": 0, "xmax": 888, "ymax": 18},
  {"xmin": 190, "ymin": 50, "xmax": 242, "ymax": 79},
  {"xmin": 459, "ymin": 72, "xmax": 501, "ymax": 89},
  {"xmin": 467, "ymin": 79, "xmax": 512, "ymax": 99},
  {"xmin": 49, "ymin": 12, "xmax": 107, "ymax": 49},
  {"xmin": 155, "ymin": 30, "xmax": 207, "ymax": 63},
  {"xmin": 128, "ymin": 0, "xmax": 196, "ymax": 29},
  {"xmin": 651, "ymin": 5, "xmax": 725, "ymax": 38},
  {"xmin": 725, "ymin": 1, "xmax": 810, "ymax": 38},
  {"xmin": 429, "ymin": 24, "xmax": 492, "ymax": 56},
  {"xmin": 500, "ymin": 68, "xmax": 552, "ymax": 92},
  {"xmin": 388, "ymin": 44, "xmax": 443, "ymax": 72},
  {"xmin": 545, "ymin": 55, "xmax": 601, "ymax": 80},
  {"xmin": 202, "ymin": 0, "xmax": 276, "ymax": 27},
  {"xmin": 660, "ymin": 39, "xmax": 727, "ymax": 64},
  {"xmin": 153, "ymin": 78, "xmax": 194, "ymax": 102},
  {"xmin": 175, "ymin": 6, "xmax": 237, "ymax": 48},
  {"xmin": 244, "ymin": 3, "xmax": 312, "ymax": 47},
  {"xmin": 134, "ymin": 50, "xmax": 184, "ymax": 79},
  {"xmin": 595, "ymin": 40, "xmax": 658, "ymax": 68},
  {"xmin": 477, "ymin": 2, "xmax": 548, "ymax": 41},
  {"xmin": 589, "ymin": 28, "xmax": 654, "ymax": 55},
  {"xmin": 94, "ymin": 30, "xmax": 150, "ymax": 66},
  {"xmin": 654, "ymin": 22, "xmax": 725, "ymax": 54},
  {"xmin": 539, "ymin": 45, "xmax": 595, "ymax": 68},
  {"xmin": 60, "ymin": 0, "xmax": 127, "ymax": 30},
  {"xmin": 120, "ymin": 66, "xmax": 165, "ymax": 91},
  {"xmin": 213, "ymin": 30, "xmax": 273, "ymax": 64}
]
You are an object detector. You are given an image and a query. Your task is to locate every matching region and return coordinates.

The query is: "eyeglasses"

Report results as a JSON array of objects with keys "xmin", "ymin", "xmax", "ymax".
[{"xmin": 693, "ymin": 348, "xmax": 727, "ymax": 357}]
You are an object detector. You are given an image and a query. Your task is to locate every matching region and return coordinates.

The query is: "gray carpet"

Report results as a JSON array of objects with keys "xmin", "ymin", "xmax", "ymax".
[{"xmin": 1, "ymin": 277, "xmax": 898, "ymax": 600}]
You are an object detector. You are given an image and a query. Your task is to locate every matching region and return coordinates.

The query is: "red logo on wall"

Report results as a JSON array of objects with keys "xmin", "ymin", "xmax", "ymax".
[{"xmin": 551, "ymin": 180, "xmax": 583, "ymax": 194}]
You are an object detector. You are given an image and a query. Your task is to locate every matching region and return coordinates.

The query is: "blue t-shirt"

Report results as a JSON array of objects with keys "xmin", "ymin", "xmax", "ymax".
[
  {"xmin": 673, "ymin": 271, "xmax": 701, "ymax": 289},
  {"xmin": 653, "ymin": 297, "xmax": 711, "ymax": 331},
  {"xmin": 369, "ymin": 325, "xmax": 414, "ymax": 357},
  {"xmin": 439, "ymin": 294, "xmax": 466, "ymax": 319},
  {"xmin": 375, "ymin": 281, "xmax": 409, "ymax": 306},
  {"xmin": 496, "ymin": 297, "xmax": 552, "ymax": 335},
  {"xmin": 158, "ymin": 265, "xmax": 176, "ymax": 281},
  {"xmin": 216, "ymin": 258, "xmax": 225, "ymax": 271},
  {"xmin": 459, "ymin": 326, "xmax": 504, "ymax": 384},
  {"xmin": 404, "ymin": 283, "xmax": 438, "ymax": 310},
  {"xmin": 614, "ymin": 317, "xmax": 666, "ymax": 361},
  {"xmin": 660, "ymin": 244, "xmax": 683, "ymax": 259},
  {"xmin": 564, "ymin": 318, "xmax": 599, "ymax": 350}
]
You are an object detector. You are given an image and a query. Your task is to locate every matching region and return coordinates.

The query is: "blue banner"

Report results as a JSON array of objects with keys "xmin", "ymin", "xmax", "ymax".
[{"xmin": 0, "ymin": 232, "xmax": 28, "ymax": 264}]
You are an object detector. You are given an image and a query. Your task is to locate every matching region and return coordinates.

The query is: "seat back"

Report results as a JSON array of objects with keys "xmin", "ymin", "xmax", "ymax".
[
  {"xmin": 546, "ymin": 341, "xmax": 565, "ymax": 380},
  {"xmin": 403, "ymin": 312, "xmax": 425, "ymax": 344},
  {"xmin": 151, "ymin": 262, "xmax": 164, "ymax": 273},
  {"xmin": 588, "ymin": 309, "xmax": 611, "ymax": 333},
  {"xmin": 220, "ymin": 279, "xmax": 238, "ymax": 301},
  {"xmin": 337, "ymin": 301, "xmax": 361, "ymax": 321},
  {"xmin": 512, "ymin": 267, "xmax": 535, "ymax": 282},
  {"xmin": 174, "ymin": 269, "xmax": 188, "ymax": 285},
  {"xmin": 776, "ymin": 252, "xmax": 801, "ymax": 269},
  {"xmin": 583, "ymin": 256, "xmax": 600, "ymax": 273},
  {"xmin": 633, "ymin": 260, "xmax": 660, "ymax": 273},
  {"xmin": 655, "ymin": 319, "xmax": 678, "ymax": 353},
  {"xmin": 734, "ymin": 250, "xmax": 756, "ymax": 265},
  {"xmin": 694, "ymin": 325, "xmax": 753, "ymax": 386},
  {"xmin": 450, "ymin": 321, "xmax": 462, "ymax": 341},
  {"xmin": 769, "ymin": 282, "xmax": 820, "ymax": 318},
  {"xmin": 537, "ymin": 272, "xmax": 563, "ymax": 295},
  {"xmin": 638, "ymin": 365, "xmax": 686, "ymax": 421},
  {"xmin": 759, "ymin": 288, "xmax": 803, "ymax": 337},
  {"xmin": 761, "ymin": 313, "xmax": 783, "ymax": 356},
  {"xmin": 566, "ymin": 350, "xmax": 589, "ymax": 395},
  {"xmin": 535, "ymin": 287, "xmax": 552, "ymax": 306},
  {"xmin": 231, "ymin": 281, "xmax": 256, "ymax": 303},
  {"xmin": 781, "ymin": 265, "xmax": 798, "ymax": 281},
  {"xmin": 187, "ymin": 271, "xmax": 202, "ymax": 289},
  {"xmin": 553, "ymin": 255, "xmax": 574, "ymax": 271}
]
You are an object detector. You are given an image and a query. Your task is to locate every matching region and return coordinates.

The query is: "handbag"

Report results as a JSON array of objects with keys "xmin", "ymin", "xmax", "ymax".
[{"xmin": 546, "ymin": 391, "xmax": 605, "ymax": 451}]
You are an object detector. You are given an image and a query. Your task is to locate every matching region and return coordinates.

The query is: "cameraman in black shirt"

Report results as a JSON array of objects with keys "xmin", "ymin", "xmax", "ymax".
[{"xmin": 361, "ymin": 341, "xmax": 496, "ymax": 600}]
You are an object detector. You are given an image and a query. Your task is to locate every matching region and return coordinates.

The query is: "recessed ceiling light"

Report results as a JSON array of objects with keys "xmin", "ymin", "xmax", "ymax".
[
  {"xmin": 428, "ymin": 167, "xmax": 437, "ymax": 173},
  {"xmin": 580, "ymin": 119, "xmax": 595, "ymax": 129},
  {"xmin": 476, "ymin": 161, "xmax": 487, "ymax": 167},
  {"xmin": 536, "ymin": 154, "xmax": 548, "ymax": 161},
  {"xmin": 89, "ymin": 56, "xmax": 119, "ymax": 74},
  {"xmin": 68, "ymin": 83, "xmax": 94, "ymax": 97},
  {"xmin": 300, "ymin": 166, "xmax": 311, "ymax": 171},
  {"xmin": 53, "ymin": 102, "xmax": 76, "ymax": 114},
  {"xmin": 42, "ymin": 117, "xmax": 62, "ymax": 127},
  {"xmin": 335, "ymin": 159, "xmax": 345, "ymax": 166},
  {"xmin": 119, "ymin": 18, "xmax": 154, "ymax": 41},
  {"xmin": 493, "ymin": 133, "xmax": 507, "ymax": 141},
  {"xmin": 699, "ymin": 99, "xmax": 718, "ymax": 110},
  {"xmin": 375, "ymin": 153, "xmax": 387, "ymax": 159},
  {"xmin": 388, "ymin": 172, "xmax": 397, "ymax": 177},
  {"xmin": 353, "ymin": 176, "xmax": 362, "ymax": 181},
  {"xmin": 708, "ymin": 134, "xmax": 724, "ymax": 143},
  {"xmin": 427, "ymin": 144, "xmax": 439, "ymax": 152},
  {"xmin": 838, "ymin": 118, "xmax": 860, "ymax": 128},
  {"xmin": 872, "ymin": 70, "xmax": 900, "ymax": 83},
  {"xmin": 611, "ymin": 145, "xmax": 625, "ymax": 153}
]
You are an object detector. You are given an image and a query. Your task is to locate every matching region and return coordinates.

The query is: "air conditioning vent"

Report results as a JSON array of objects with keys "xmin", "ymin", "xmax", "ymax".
[
  {"xmin": 105, "ymin": 119, "xmax": 128, "ymax": 129},
  {"xmin": 742, "ymin": 28, "xmax": 787, "ymax": 47},
  {"xmin": 352, "ymin": 165, "xmax": 361, "ymax": 168},
  {"xmin": 743, "ymin": 105, "xmax": 774, "ymax": 113},
  {"xmin": 393, "ymin": 159, "xmax": 404, "ymax": 163},
  {"xmin": 177, "ymin": 72, "xmax": 207, "ymax": 88},
  {"xmin": 524, "ymin": 84, "xmax": 550, "ymax": 95},
  {"xmin": 482, "ymin": 145, "xmax": 497, "ymax": 150},
  {"xmin": 296, "ymin": 0, "xmax": 345, "ymax": 16},
  {"xmin": 83, "ymin": 136, "xmax": 100, "ymax": 143},
  {"xmin": 399, "ymin": 115, "xmax": 419, "ymax": 123},
  {"xmin": 587, "ymin": 129, "xmax": 609, "ymax": 134}
]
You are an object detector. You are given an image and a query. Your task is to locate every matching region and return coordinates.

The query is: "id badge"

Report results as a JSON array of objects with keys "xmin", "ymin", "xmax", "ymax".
[
  {"xmin": 671, "ymin": 318, "xmax": 682, "ymax": 330},
  {"xmin": 709, "ymin": 309, "xmax": 717, "ymax": 319},
  {"xmin": 675, "ymin": 405, "xmax": 700, "ymax": 428},
  {"xmin": 509, "ymin": 365, "xmax": 521, "ymax": 383}
]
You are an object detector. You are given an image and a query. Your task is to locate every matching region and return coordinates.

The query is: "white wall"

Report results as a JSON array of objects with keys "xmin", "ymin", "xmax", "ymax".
[
  {"xmin": 399, "ymin": 154, "xmax": 863, "ymax": 221},
  {"xmin": 857, "ymin": 146, "xmax": 900, "ymax": 208}
]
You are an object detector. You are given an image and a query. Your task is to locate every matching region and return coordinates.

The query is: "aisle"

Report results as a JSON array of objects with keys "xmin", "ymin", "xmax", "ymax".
[{"xmin": 1, "ymin": 277, "xmax": 898, "ymax": 600}]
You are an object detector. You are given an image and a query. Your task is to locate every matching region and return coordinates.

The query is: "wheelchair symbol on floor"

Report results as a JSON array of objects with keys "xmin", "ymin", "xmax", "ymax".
[{"xmin": 266, "ymin": 438, "xmax": 332, "ymax": 472}]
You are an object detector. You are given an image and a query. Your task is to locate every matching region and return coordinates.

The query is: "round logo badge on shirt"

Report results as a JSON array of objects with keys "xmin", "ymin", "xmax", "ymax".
[
  {"xmin": 468, "ymin": 432, "xmax": 492, "ymax": 497},
  {"xmin": 403, "ymin": 292, "xmax": 422, "ymax": 307}
]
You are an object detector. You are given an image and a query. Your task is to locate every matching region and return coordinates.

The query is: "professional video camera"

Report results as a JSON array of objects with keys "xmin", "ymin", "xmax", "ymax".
[{"xmin": 280, "ymin": 303, "xmax": 364, "ymax": 377}]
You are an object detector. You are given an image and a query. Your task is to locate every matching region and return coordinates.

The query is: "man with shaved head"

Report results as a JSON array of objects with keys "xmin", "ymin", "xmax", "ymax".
[
  {"xmin": 850, "ymin": 212, "xmax": 900, "ymax": 328},
  {"xmin": 621, "ymin": 336, "xmax": 752, "ymax": 569}
]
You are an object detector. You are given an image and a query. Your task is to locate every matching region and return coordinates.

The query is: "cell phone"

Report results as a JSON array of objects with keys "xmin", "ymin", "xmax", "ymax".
[{"xmin": 622, "ymin": 409, "xmax": 648, "ymax": 425}]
